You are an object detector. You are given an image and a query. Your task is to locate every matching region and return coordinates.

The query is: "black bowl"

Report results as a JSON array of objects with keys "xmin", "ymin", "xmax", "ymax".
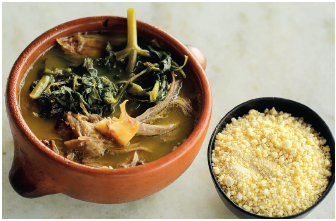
[{"xmin": 207, "ymin": 97, "xmax": 335, "ymax": 219}]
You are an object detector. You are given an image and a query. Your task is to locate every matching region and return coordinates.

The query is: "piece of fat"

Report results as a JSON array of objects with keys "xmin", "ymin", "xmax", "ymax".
[{"xmin": 95, "ymin": 100, "xmax": 139, "ymax": 146}]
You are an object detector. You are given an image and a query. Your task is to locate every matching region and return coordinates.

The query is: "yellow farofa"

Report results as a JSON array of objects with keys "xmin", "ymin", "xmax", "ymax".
[{"xmin": 212, "ymin": 107, "xmax": 332, "ymax": 217}]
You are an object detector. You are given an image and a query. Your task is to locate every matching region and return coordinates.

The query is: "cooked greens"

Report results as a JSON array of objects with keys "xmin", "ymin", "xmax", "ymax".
[
  {"xmin": 114, "ymin": 8, "xmax": 151, "ymax": 75},
  {"xmin": 29, "ymin": 7, "xmax": 187, "ymax": 119},
  {"xmin": 21, "ymin": 8, "xmax": 201, "ymax": 169},
  {"xmin": 30, "ymin": 59, "xmax": 119, "ymax": 118},
  {"xmin": 30, "ymin": 37, "xmax": 187, "ymax": 118}
]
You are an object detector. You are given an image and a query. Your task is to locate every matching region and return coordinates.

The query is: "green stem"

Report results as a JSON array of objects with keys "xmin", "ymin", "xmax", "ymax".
[
  {"xmin": 127, "ymin": 8, "xmax": 137, "ymax": 48},
  {"xmin": 113, "ymin": 66, "xmax": 149, "ymax": 102},
  {"xmin": 126, "ymin": 49, "xmax": 137, "ymax": 75},
  {"xmin": 114, "ymin": 8, "xmax": 151, "ymax": 75},
  {"xmin": 29, "ymin": 75, "xmax": 51, "ymax": 99}
]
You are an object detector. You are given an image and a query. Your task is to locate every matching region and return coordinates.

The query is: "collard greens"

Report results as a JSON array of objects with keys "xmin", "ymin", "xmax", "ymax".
[{"xmin": 30, "ymin": 39, "xmax": 187, "ymax": 118}]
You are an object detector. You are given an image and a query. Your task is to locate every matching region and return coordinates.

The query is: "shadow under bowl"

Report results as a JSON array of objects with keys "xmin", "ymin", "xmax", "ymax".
[{"xmin": 207, "ymin": 97, "xmax": 335, "ymax": 219}]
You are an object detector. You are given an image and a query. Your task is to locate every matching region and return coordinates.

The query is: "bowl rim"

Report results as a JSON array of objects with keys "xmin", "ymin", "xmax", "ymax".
[
  {"xmin": 207, "ymin": 97, "xmax": 335, "ymax": 219},
  {"xmin": 6, "ymin": 15, "xmax": 212, "ymax": 175}
]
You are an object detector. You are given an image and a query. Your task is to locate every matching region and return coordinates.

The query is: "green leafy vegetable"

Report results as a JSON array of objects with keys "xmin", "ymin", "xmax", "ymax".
[
  {"xmin": 31, "ymin": 58, "xmax": 119, "ymax": 118},
  {"xmin": 31, "ymin": 9, "xmax": 189, "ymax": 118}
]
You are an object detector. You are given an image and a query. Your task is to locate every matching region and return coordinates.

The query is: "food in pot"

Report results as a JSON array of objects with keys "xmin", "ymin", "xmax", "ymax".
[
  {"xmin": 19, "ymin": 8, "xmax": 201, "ymax": 169},
  {"xmin": 212, "ymin": 107, "xmax": 332, "ymax": 217}
]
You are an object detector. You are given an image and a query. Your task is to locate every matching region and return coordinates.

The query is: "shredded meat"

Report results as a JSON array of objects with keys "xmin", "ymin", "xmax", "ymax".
[
  {"xmin": 80, "ymin": 102, "xmax": 102, "ymax": 123},
  {"xmin": 41, "ymin": 139, "xmax": 59, "ymax": 154},
  {"xmin": 67, "ymin": 152, "xmax": 75, "ymax": 161},
  {"xmin": 56, "ymin": 34, "xmax": 126, "ymax": 58},
  {"xmin": 55, "ymin": 73, "xmax": 183, "ymax": 162},
  {"xmin": 169, "ymin": 96, "xmax": 194, "ymax": 115},
  {"xmin": 54, "ymin": 119, "xmax": 74, "ymax": 141},
  {"xmin": 82, "ymin": 158, "xmax": 106, "ymax": 168},
  {"xmin": 64, "ymin": 137, "xmax": 106, "ymax": 157},
  {"xmin": 137, "ymin": 95, "xmax": 194, "ymax": 124},
  {"xmin": 136, "ymin": 72, "xmax": 182, "ymax": 123},
  {"xmin": 62, "ymin": 113, "xmax": 106, "ymax": 157},
  {"xmin": 65, "ymin": 111, "xmax": 114, "ymax": 140},
  {"xmin": 58, "ymin": 109, "xmax": 152, "ymax": 158},
  {"xmin": 119, "ymin": 151, "xmax": 141, "ymax": 168},
  {"xmin": 95, "ymin": 100, "xmax": 177, "ymax": 138},
  {"xmin": 136, "ymin": 123, "xmax": 176, "ymax": 136}
]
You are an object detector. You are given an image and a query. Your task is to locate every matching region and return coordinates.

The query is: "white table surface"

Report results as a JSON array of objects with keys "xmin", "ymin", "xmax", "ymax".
[{"xmin": 2, "ymin": 2, "xmax": 335, "ymax": 219}]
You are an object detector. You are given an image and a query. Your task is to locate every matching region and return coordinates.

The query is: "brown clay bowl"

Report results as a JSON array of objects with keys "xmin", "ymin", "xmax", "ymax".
[{"xmin": 5, "ymin": 16, "xmax": 212, "ymax": 203}]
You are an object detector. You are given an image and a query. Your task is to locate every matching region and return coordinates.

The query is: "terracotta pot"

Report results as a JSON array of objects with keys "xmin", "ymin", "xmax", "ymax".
[{"xmin": 5, "ymin": 16, "xmax": 212, "ymax": 203}]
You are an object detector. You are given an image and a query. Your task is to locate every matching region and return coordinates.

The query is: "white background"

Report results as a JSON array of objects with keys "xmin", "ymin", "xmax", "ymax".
[{"xmin": 2, "ymin": 2, "xmax": 334, "ymax": 218}]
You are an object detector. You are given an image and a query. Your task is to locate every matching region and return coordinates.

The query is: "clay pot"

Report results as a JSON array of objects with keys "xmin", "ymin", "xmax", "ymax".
[{"xmin": 6, "ymin": 16, "xmax": 212, "ymax": 203}]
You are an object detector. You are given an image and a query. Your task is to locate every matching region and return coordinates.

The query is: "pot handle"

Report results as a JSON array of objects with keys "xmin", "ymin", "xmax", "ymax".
[
  {"xmin": 9, "ymin": 141, "xmax": 62, "ymax": 198},
  {"xmin": 185, "ymin": 45, "xmax": 207, "ymax": 70}
]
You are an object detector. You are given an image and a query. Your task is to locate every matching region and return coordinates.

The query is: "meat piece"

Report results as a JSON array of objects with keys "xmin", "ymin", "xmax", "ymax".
[
  {"xmin": 82, "ymin": 158, "xmax": 107, "ymax": 168},
  {"xmin": 119, "ymin": 151, "xmax": 139, "ymax": 168},
  {"xmin": 54, "ymin": 119, "xmax": 74, "ymax": 141},
  {"xmin": 64, "ymin": 113, "xmax": 83, "ymax": 138},
  {"xmin": 56, "ymin": 34, "xmax": 126, "ymax": 58},
  {"xmin": 136, "ymin": 72, "xmax": 182, "ymax": 123},
  {"xmin": 64, "ymin": 136, "xmax": 106, "ymax": 157},
  {"xmin": 62, "ymin": 111, "xmax": 110, "ymax": 158},
  {"xmin": 65, "ymin": 135, "xmax": 151, "ymax": 158},
  {"xmin": 136, "ymin": 96, "xmax": 194, "ymax": 124},
  {"xmin": 80, "ymin": 103, "xmax": 102, "ymax": 123},
  {"xmin": 95, "ymin": 100, "xmax": 140, "ymax": 146},
  {"xmin": 41, "ymin": 139, "xmax": 60, "ymax": 154},
  {"xmin": 60, "ymin": 99, "xmax": 176, "ymax": 159},
  {"xmin": 67, "ymin": 152, "xmax": 75, "ymax": 161},
  {"xmin": 83, "ymin": 153, "xmax": 145, "ymax": 169},
  {"xmin": 169, "ymin": 96, "xmax": 194, "ymax": 116},
  {"xmin": 136, "ymin": 160, "xmax": 145, "ymax": 166},
  {"xmin": 109, "ymin": 143, "xmax": 152, "ymax": 154},
  {"xmin": 41, "ymin": 139, "xmax": 50, "ymax": 147},
  {"xmin": 136, "ymin": 123, "xmax": 176, "ymax": 136},
  {"xmin": 65, "ymin": 112, "xmax": 105, "ymax": 139}
]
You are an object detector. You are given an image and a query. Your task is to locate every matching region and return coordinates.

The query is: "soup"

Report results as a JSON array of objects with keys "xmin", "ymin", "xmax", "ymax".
[{"xmin": 19, "ymin": 9, "xmax": 201, "ymax": 169}]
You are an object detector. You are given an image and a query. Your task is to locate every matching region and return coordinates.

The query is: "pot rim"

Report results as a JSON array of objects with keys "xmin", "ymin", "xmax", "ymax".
[{"xmin": 6, "ymin": 15, "xmax": 212, "ymax": 175}]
